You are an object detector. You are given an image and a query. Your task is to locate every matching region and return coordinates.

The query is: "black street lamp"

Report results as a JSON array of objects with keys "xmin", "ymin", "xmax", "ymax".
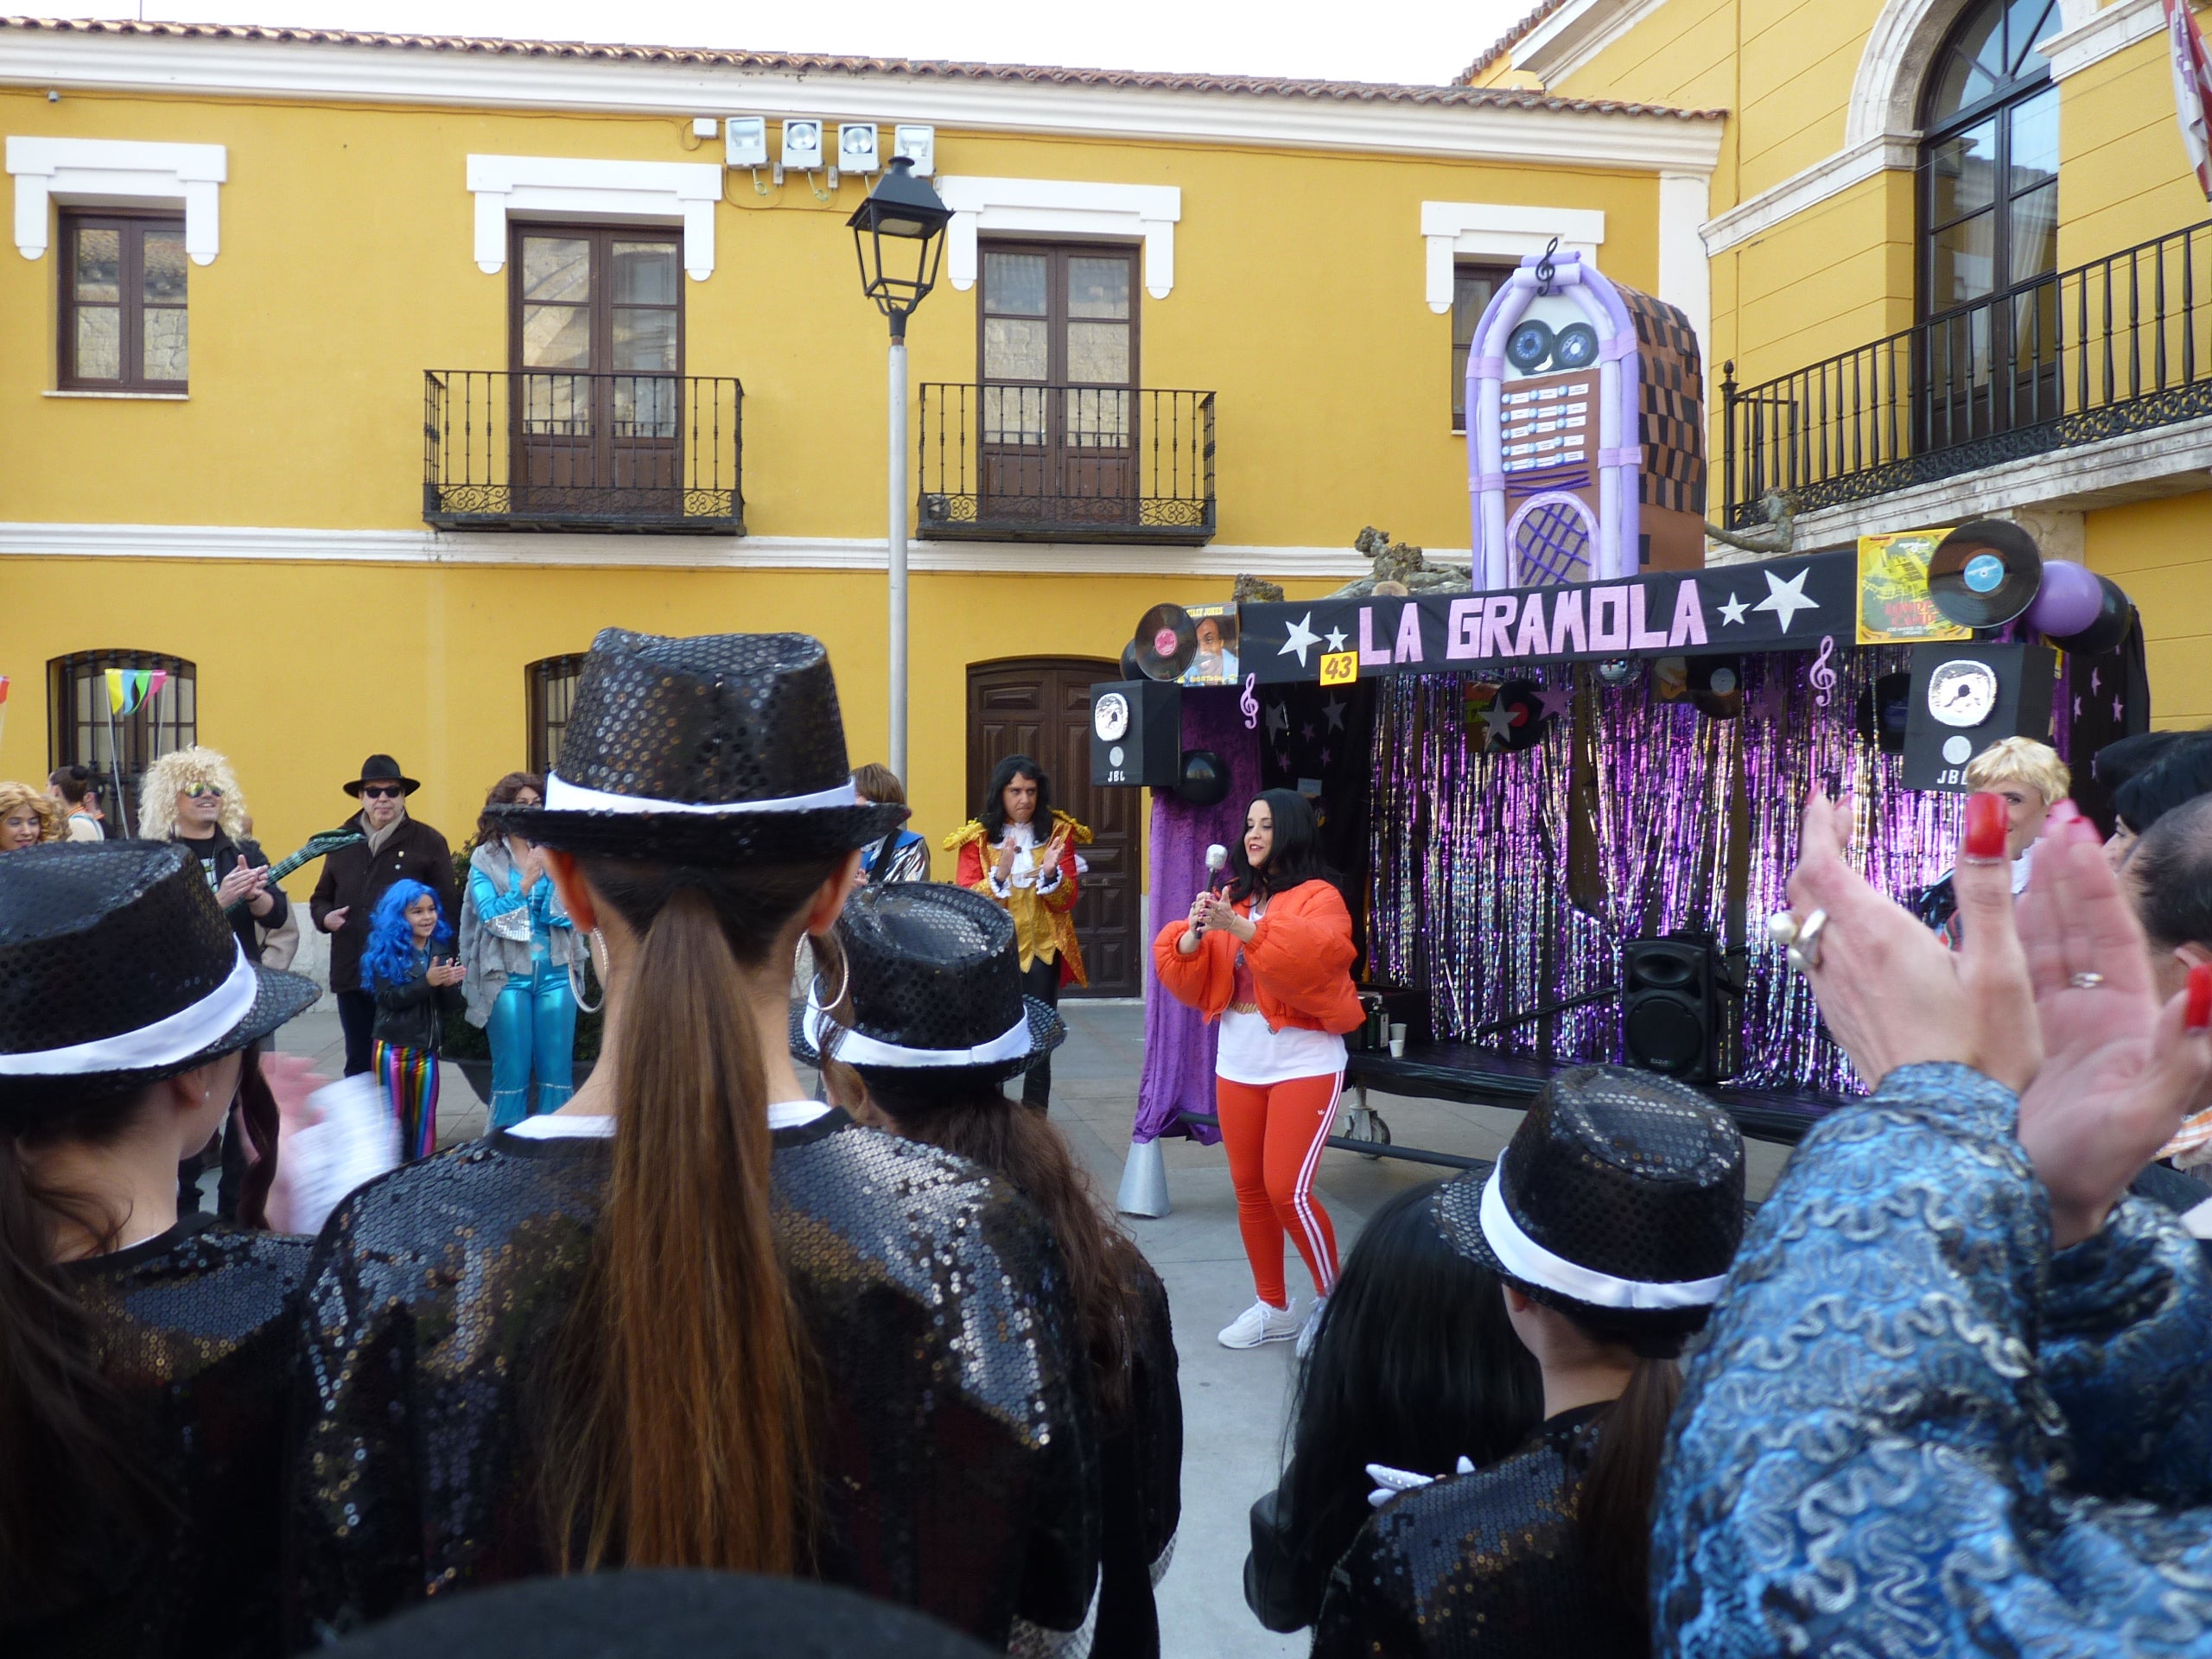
[{"xmin": 849, "ymin": 155, "xmax": 953, "ymax": 779}]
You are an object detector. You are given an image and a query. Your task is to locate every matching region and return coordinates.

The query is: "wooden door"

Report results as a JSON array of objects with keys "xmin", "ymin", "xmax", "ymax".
[
  {"xmin": 967, "ymin": 657, "xmax": 1140, "ymax": 997},
  {"xmin": 512, "ymin": 228, "xmax": 683, "ymax": 512},
  {"xmin": 977, "ymin": 244, "xmax": 1138, "ymax": 528}
]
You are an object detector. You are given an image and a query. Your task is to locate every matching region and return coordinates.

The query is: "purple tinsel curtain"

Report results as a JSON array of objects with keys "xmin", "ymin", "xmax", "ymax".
[
  {"xmin": 1133, "ymin": 688, "xmax": 1260, "ymax": 1143},
  {"xmin": 1367, "ymin": 647, "xmax": 1962, "ymax": 1096}
]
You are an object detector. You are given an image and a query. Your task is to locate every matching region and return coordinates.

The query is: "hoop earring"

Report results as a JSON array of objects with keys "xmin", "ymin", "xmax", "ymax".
[
  {"xmin": 569, "ymin": 927, "xmax": 607, "ymax": 1014},
  {"xmin": 801, "ymin": 933, "xmax": 849, "ymax": 1013}
]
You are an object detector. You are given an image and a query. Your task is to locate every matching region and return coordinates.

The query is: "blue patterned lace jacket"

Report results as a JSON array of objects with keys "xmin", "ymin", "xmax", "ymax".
[{"xmin": 1654, "ymin": 1062, "xmax": 2212, "ymax": 1656}]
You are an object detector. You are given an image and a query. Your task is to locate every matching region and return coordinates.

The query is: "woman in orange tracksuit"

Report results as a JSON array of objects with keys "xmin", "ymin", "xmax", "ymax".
[{"xmin": 1155, "ymin": 787, "xmax": 1363, "ymax": 1354}]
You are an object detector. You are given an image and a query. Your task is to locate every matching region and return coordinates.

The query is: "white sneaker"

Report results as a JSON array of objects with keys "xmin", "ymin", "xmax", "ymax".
[
  {"xmin": 1295, "ymin": 1295, "xmax": 1330, "ymax": 1359},
  {"xmin": 1217, "ymin": 1298, "xmax": 1300, "ymax": 1349}
]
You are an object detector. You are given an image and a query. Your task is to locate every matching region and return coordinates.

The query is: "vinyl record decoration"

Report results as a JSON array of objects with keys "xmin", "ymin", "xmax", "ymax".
[
  {"xmin": 1926, "ymin": 520, "xmax": 2042, "ymax": 630},
  {"xmin": 1134, "ymin": 603, "xmax": 1197, "ymax": 682}
]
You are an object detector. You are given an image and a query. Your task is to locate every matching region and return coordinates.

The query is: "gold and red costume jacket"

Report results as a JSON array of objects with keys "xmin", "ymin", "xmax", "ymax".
[{"xmin": 945, "ymin": 810, "xmax": 1090, "ymax": 989}]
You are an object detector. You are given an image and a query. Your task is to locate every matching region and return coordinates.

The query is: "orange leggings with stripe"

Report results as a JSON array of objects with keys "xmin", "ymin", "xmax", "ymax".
[{"xmin": 1216, "ymin": 1072, "xmax": 1343, "ymax": 1308}]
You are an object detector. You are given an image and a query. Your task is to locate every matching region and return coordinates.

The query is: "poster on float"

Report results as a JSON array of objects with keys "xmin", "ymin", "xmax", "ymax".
[{"xmin": 1857, "ymin": 529, "xmax": 1972, "ymax": 645}]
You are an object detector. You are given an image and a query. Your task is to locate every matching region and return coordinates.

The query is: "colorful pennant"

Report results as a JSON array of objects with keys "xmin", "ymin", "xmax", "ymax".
[{"xmin": 105, "ymin": 667, "xmax": 169, "ymax": 717}]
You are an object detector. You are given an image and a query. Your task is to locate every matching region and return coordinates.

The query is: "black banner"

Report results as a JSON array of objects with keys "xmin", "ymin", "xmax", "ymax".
[{"xmin": 1238, "ymin": 550, "xmax": 1857, "ymax": 686}]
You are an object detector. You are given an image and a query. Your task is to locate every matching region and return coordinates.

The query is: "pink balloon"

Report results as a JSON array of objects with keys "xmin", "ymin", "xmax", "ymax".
[{"xmin": 2025, "ymin": 558, "xmax": 2102, "ymax": 639}]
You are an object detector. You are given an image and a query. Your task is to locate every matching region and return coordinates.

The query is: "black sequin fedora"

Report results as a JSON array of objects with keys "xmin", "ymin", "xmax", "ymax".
[
  {"xmin": 1434, "ymin": 1065, "xmax": 1745, "ymax": 1321},
  {"xmin": 493, "ymin": 628, "xmax": 906, "ymax": 863},
  {"xmin": 791, "ymin": 883, "xmax": 1064, "ymax": 1087},
  {"xmin": 0, "ymin": 842, "xmax": 321, "ymax": 1109}
]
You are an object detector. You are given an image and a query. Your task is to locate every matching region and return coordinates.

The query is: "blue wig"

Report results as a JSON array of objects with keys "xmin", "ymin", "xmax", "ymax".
[{"xmin": 361, "ymin": 879, "xmax": 451, "ymax": 992}]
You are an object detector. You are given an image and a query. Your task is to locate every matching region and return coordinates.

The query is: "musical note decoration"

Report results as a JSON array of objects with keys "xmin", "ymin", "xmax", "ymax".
[
  {"xmin": 1240, "ymin": 673, "xmax": 1260, "ymax": 732},
  {"xmin": 1808, "ymin": 636, "xmax": 1839, "ymax": 709},
  {"xmin": 105, "ymin": 667, "xmax": 169, "ymax": 717}
]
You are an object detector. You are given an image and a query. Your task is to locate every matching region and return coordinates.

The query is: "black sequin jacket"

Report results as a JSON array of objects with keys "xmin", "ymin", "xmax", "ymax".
[
  {"xmin": 5, "ymin": 1216, "xmax": 310, "ymax": 1659},
  {"xmin": 289, "ymin": 1111, "xmax": 1100, "ymax": 1650},
  {"xmin": 1310, "ymin": 1403, "xmax": 1643, "ymax": 1659},
  {"xmin": 1091, "ymin": 1256, "xmax": 1182, "ymax": 1659}
]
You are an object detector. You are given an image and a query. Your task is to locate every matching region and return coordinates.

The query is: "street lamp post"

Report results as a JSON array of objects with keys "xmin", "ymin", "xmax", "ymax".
[{"xmin": 849, "ymin": 156, "xmax": 951, "ymax": 781}]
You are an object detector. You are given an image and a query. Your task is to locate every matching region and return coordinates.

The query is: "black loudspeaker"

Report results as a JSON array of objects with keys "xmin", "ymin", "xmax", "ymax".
[
  {"xmin": 1902, "ymin": 643, "xmax": 2057, "ymax": 791},
  {"xmin": 1621, "ymin": 936, "xmax": 1719, "ymax": 1082},
  {"xmin": 1091, "ymin": 680, "xmax": 1181, "ymax": 788}
]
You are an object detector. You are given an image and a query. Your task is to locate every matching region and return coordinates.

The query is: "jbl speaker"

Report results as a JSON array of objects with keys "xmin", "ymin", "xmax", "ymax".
[
  {"xmin": 1902, "ymin": 643, "xmax": 2056, "ymax": 792},
  {"xmin": 1621, "ymin": 936, "xmax": 1719, "ymax": 1082},
  {"xmin": 1090, "ymin": 679, "xmax": 1181, "ymax": 788}
]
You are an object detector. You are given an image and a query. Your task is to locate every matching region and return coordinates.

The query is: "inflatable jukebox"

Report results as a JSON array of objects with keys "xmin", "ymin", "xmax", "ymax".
[{"xmin": 1465, "ymin": 247, "xmax": 1707, "ymax": 590}]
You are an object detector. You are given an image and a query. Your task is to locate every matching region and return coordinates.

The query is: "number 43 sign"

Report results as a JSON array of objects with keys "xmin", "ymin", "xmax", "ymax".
[{"xmin": 1319, "ymin": 652, "xmax": 1358, "ymax": 687}]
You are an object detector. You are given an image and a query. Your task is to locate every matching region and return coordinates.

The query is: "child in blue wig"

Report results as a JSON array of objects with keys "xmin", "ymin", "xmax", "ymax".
[{"xmin": 362, "ymin": 879, "xmax": 464, "ymax": 1160}]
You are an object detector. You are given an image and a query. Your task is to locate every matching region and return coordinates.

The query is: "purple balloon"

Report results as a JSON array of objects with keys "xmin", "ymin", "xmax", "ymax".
[{"xmin": 2026, "ymin": 558, "xmax": 2103, "ymax": 639}]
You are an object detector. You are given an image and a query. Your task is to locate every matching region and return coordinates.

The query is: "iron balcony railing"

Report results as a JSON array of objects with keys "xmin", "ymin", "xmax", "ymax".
[
  {"xmin": 423, "ymin": 370, "xmax": 743, "ymax": 533},
  {"xmin": 1722, "ymin": 219, "xmax": 2212, "ymax": 527},
  {"xmin": 918, "ymin": 383, "xmax": 1217, "ymax": 544}
]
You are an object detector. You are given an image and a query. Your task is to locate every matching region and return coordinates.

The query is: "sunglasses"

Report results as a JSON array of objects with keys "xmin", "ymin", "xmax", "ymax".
[
  {"xmin": 360, "ymin": 785, "xmax": 404, "ymax": 799},
  {"xmin": 185, "ymin": 785, "xmax": 224, "ymax": 799}
]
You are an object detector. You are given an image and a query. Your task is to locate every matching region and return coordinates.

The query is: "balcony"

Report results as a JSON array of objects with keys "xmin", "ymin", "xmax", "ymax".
[
  {"xmin": 918, "ymin": 383, "xmax": 1216, "ymax": 544},
  {"xmin": 1721, "ymin": 220, "xmax": 2212, "ymax": 527},
  {"xmin": 423, "ymin": 371, "xmax": 743, "ymax": 534}
]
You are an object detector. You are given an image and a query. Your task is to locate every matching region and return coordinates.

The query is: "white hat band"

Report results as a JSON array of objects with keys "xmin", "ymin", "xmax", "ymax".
[
  {"xmin": 805, "ymin": 990, "xmax": 1032, "ymax": 1070},
  {"xmin": 1479, "ymin": 1148, "xmax": 1730, "ymax": 1312},
  {"xmin": 0, "ymin": 943, "xmax": 258, "ymax": 1077},
  {"xmin": 545, "ymin": 772, "xmax": 860, "ymax": 817}
]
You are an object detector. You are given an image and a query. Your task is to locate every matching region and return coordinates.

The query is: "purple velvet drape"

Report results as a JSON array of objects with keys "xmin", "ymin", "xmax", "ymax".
[{"xmin": 1132, "ymin": 687, "xmax": 1262, "ymax": 1144}]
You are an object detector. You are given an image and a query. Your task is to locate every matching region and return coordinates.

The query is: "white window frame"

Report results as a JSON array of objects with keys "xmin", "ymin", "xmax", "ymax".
[
  {"xmin": 7, "ymin": 137, "xmax": 226, "ymax": 265},
  {"xmin": 1421, "ymin": 201, "xmax": 1605, "ymax": 315},
  {"xmin": 465, "ymin": 154, "xmax": 724, "ymax": 281},
  {"xmin": 935, "ymin": 176, "xmax": 1182, "ymax": 299}
]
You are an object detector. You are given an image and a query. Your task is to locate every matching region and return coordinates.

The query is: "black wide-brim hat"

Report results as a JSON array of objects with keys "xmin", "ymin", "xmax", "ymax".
[
  {"xmin": 0, "ymin": 842, "xmax": 321, "ymax": 1110},
  {"xmin": 342, "ymin": 753, "xmax": 421, "ymax": 796},
  {"xmin": 493, "ymin": 628, "xmax": 906, "ymax": 863},
  {"xmin": 791, "ymin": 882, "xmax": 1065, "ymax": 1087},
  {"xmin": 318, "ymin": 1569, "xmax": 996, "ymax": 1658},
  {"xmin": 1434, "ymin": 1064, "xmax": 1745, "ymax": 1323}
]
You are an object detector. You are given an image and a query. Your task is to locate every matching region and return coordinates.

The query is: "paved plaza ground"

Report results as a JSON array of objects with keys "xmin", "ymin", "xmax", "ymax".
[{"xmin": 266, "ymin": 963, "xmax": 1790, "ymax": 1659}]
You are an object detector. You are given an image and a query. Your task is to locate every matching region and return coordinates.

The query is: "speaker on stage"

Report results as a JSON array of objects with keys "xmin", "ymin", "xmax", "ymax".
[
  {"xmin": 1901, "ymin": 643, "xmax": 2057, "ymax": 792},
  {"xmin": 1621, "ymin": 936, "xmax": 1719, "ymax": 1082},
  {"xmin": 1090, "ymin": 680, "xmax": 1181, "ymax": 788}
]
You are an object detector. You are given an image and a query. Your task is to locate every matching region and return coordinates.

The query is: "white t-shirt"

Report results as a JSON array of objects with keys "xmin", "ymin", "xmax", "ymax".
[{"xmin": 1211, "ymin": 897, "xmax": 1347, "ymax": 1087}]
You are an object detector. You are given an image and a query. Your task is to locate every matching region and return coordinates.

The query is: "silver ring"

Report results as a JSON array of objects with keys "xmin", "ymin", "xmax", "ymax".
[
  {"xmin": 1788, "ymin": 909, "xmax": 1829, "ymax": 974},
  {"xmin": 1766, "ymin": 910, "xmax": 1802, "ymax": 949},
  {"xmin": 2068, "ymin": 971, "xmax": 2107, "ymax": 990}
]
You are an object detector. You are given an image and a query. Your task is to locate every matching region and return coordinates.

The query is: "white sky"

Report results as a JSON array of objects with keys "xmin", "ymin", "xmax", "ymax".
[{"xmin": 111, "ymin": 0, "xmax": 1535, "ymax": 86}]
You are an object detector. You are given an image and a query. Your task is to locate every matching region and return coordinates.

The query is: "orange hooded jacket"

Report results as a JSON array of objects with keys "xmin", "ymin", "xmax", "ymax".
[{"xmin": 1153, "ymin": 877, "xmax": 1364, "ymax": 1035}]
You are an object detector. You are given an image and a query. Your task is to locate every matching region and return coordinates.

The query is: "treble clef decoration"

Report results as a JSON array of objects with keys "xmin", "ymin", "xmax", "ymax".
[
  {"xmin": 1240, "ymin": 672, "xmax": 1261, "ymax": 732},
  {"xmin": 1535, "ymin": 234, "xmax": 1560, "ymax": 296},
  {"xmin": 1808, "ymin": 635, "xmax": 1839, "ymax": 709}
]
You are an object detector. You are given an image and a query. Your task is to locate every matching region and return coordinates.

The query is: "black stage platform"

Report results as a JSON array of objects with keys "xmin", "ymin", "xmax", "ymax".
[{"xmin": 1174, "ymin": 1041, "xmax": 1851, "ymax": 1177}]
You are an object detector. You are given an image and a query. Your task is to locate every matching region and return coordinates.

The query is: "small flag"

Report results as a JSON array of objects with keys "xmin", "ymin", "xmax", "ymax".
[
  {"xmin": 2168, "ymin": 0, "xmax": 2212, "ymax": 200},
  {"xmin": 105, "ymin": 667, "xmax": 168, "ymax": 717}
]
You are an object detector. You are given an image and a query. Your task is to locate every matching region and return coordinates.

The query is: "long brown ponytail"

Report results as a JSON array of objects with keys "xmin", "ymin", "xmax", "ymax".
[
  {"xmin": 541, "ymin": 856, "xmax": 837, "ymax": 1574},
  {"xmin": 1570, "ymin": 1316, "xmax": 1692, "ymax": 1630}
]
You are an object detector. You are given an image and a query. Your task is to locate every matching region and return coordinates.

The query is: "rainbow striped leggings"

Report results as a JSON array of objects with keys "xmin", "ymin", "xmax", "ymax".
[{"xmin": 374, "ymin": 1040, "xmax": 440, "ymax": 1162}]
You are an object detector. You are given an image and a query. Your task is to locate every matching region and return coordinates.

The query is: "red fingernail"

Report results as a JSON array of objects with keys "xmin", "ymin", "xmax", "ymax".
[
  {"xmin": 2048, "ymin": 798, "xmax": 2081, "ymax": 825},
  {"xmin": 1964, "ymin": 792, "xmax": 2008, "ymax": 861},
  {"xmin": 2188, "ymin": 963, "xmax": 2212, "ymax": 1032}
]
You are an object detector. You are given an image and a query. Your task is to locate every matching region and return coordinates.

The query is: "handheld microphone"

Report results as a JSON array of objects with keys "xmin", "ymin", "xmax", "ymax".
[{"xmin": 1195, "ymin": 843, "xmax": 1230, "ymax": 937}]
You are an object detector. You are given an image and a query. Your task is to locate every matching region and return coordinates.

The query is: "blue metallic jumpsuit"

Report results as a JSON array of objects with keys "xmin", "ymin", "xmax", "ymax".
[{"xmin": 467, "ymin": 862, "xmax": 576, "ymax": 1128}]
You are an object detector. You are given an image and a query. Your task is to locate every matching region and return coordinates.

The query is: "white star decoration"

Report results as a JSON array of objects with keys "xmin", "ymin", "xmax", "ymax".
[
  {"xmin": 1324, "ymin": 626, "xmax": 1349, "ymax": 654},
  {"xmin": 1323, "ymin": 696, "xmax": 1348, "ymax": 733},
  {"xmin": 1279, "ymin": 612, "xmax": 1322, "ymax": 666},
  {"xmin": 1480, "ymin": 699, "xmax": 1520, "ymax": 746},
  {"xmin": 1718, "ymin": 592, "xmax": 1749, "ymax": 627},
  {"xmin": 1753, "ymin": 568, "xmax": 1821, "ymax": 633}
]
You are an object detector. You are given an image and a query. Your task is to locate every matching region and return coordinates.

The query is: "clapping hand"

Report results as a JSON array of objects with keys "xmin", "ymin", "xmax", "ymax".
[
  {"xmin": 427, "ymin": 957, "xmax": 467, "ymax": 988},
  {"xmin": 2012, "ymin": 803, "xmax": 2212, "ymax": 1247},
  {"xmin": 1367, "ymin": 1457, "xmax": 1476, "ymax": 1510},
  {"xmin": 993, "ymin": 836, "xmax": 1019, "ymax": 883},
  {"xmin": 215, "ymin": 863, "xmax": 269, "ymax": 908}
]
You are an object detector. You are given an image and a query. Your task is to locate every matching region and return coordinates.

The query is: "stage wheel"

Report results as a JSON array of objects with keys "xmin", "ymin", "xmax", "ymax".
[{"xmin": 1343, "ymin": 1109, "xmax": 1393, "ymax": 1160}]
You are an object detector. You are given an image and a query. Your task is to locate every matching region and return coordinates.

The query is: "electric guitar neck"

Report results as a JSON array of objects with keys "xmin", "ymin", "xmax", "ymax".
[{"xmin": 221, "ymin": 830, "xmax": 364, "ymax": 913}]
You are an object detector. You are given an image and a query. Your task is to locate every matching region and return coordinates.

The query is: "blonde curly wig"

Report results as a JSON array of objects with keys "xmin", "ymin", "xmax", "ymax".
[
  {"xmin": 138, "ymin": 747, "xmax": 248, "ymax": 841},
  {"xmin": 0, "ymin": 781, "xmax": 65, "ymax": 843}
]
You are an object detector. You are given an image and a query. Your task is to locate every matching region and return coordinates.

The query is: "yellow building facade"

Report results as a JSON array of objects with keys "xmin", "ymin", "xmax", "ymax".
[
  {"xmin": 1473, "ymin": 0, "xmax": 2212, "ymax": 727},
  {"xmin": 0, "ymin": 19, "xmax": 1724, "ymax": 988}
]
